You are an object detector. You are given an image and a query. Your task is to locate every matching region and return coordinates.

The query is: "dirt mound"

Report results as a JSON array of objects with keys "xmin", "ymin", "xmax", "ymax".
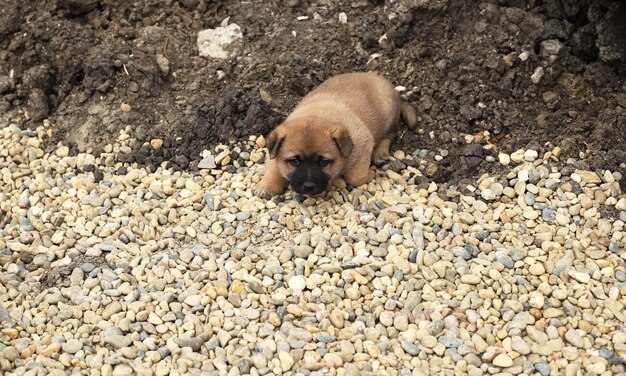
[{"xmin": 0, "ymin": 0, "xmax": 624, "ymax": 184}]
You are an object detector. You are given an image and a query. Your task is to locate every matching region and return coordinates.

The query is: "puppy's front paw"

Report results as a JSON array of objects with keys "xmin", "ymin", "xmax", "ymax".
[
  {"xmin": 372, "ymin": 152, "xmax": 389, "ymax": 166},
  {"xmin": 345, "ymin": 169, "xmax": 376, "ymax": 188},
  {"xmin": 254, "ymin": 180, "xmax": 287, "ymax": 199}
]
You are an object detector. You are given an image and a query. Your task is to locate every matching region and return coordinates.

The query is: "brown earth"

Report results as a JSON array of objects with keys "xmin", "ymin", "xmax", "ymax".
[{"xmin": 1, "ymin": 0, "xmax": 625, "ymax": 189}]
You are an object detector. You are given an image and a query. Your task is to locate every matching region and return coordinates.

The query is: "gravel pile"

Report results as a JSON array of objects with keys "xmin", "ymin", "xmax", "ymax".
[{"xmin": 1, "ymin": 123, "xmax": 625, "ymax": 376}]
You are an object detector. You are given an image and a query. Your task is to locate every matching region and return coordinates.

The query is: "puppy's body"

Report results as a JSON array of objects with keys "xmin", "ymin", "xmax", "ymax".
[{"xmin": 255, "ymin": 72, "xmax": 417, "ymax": 197}]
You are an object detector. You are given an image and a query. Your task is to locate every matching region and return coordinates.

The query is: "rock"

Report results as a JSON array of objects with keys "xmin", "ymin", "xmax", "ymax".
[
  {"xmin": 197, "ymin": 22, "xmax": 243, "ymax": 59},
  {"xmin": 401, "ymin": 341, "xmax": 420, "ymax": 355},
  {"xmin": 565, "ymin": 329, "xmax": 584, "ymax": 348},
  {"xmin": 524, "ymin": 149, "xmax": 538, "ymax": 161},
  {"xmin": 438, "ymin": 336, "xmax": 463, "ymax": 348},
  {"xmin": 156, "ymin": 54, "xmax": 170, "ymax": 75},
  {"xmin": 62, "ymin": 339, "xmax": 83, "ymax": 354},
  {"xmin": 288, "ymin": 275, "xmax": 306, "ymax": 291},
  {"xmin": 531, "ymin": 67, "xmax": 544, "ymax": 84},
  {"xmin": 198, "ymin": 156, "xmax": 217, "ymax": 169},
  {"xmin": 493, "ymin": 353, "xmax": 513, "ymax": 367},
  {"xmin": 511, "ymin": 337, "xmax": 531, "ymax": 355},
  {"xmin": 535, "ymin": 362, "xmax": 551, "ymax": 376},
  {"xmin": 151, "ymin": 139, "xmax": 164, "ymax": 150},
  {"xmin": 104, "ymin": 334, "xmax": 132, "ymax": 349},
  {"xmin": 574, "ymin": 170, "xmax": 601, "ymax": 185},
  {"xmin": 26, "ymin": 88, "xmax": 50, "ymax": 122}
]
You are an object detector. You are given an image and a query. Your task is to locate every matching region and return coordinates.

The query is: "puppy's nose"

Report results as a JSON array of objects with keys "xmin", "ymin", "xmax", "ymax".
[{"xmin": 302, "ymin": 182, "xmax": 316, "ymax": 193}]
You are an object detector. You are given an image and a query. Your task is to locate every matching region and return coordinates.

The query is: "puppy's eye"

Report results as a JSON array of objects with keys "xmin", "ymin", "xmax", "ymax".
[
  {"xmin": 287, "ymin": 158, "xmax": 300, "ymax": 166},
  {"xmin": 319, "ymin": 158, "xmax": 332, "ymax": 167}
]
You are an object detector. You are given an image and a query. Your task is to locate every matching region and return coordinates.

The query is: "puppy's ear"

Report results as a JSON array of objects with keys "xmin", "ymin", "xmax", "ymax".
[
  {"xmin": 267, "ymin": 127, "xmax": 286, "ymax": 160},
  {"xmin": 332, "ymin": 128, "xmax": 353, "ymax": 158}
]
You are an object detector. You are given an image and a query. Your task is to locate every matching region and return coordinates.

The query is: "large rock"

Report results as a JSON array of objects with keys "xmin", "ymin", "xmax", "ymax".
[{"xmin": 197, "ymin": 22, "xmax": 243, "ymax": 59}]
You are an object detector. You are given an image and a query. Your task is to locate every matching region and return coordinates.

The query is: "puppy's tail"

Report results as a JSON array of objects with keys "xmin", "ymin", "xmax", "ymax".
[{"xmin": 400, "ymin": 101, "xmax": 418, "ymax": 130}]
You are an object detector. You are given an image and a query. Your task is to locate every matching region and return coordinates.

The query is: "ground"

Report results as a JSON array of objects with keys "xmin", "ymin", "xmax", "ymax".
[{"xmin": 0, "ymin": 0, "xmax": 624, "ymax": 187}]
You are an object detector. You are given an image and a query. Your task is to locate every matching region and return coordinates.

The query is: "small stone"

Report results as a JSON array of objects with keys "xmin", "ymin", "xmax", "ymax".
[
  {"xmin": 151, "ymin": 139, "xmax": 163, "ymax": 150},
  {"xmin": 511, "ymin": 150, "xmax": 525, "ymax": 163},
  {"xmin": 493, "ymin": 353, "xmax": 513, "ymax": 367},
  {"xmin": 421, "ymin": 335, "xmax": 437, "ymax": 348},
  {"xmin": 438, "ymin": 336, "xmax": 463, "ymax": 348},
  {"xmin": 528, "ymin": 292, "xmax": 545, "ymax": 308},
  {"xmin": 279, "ymin": 351, "xmax": 294, "ymax": 372},
  {"xmin": 120, "ymin": 103, "xmax": 131, "ymax": 113},
  {"xmin": 585, "ymin": 363, "xmax": 606, "ymax": 374},
  {"xmin": 197, "ymin": 23, "xmax": 243, "ymax": 59},
  {"xmin": 524, "ymin": 149, "xmax": 538, "ymax": 161},
  {"xmin": 184, "ymin": 295, "xmax": 202, "ymax": 306},
  {"xmin": 565, "ymin": 329, "xmax": 584, "ymax": 348},
  {"xmin": 497, "ymin": 255, "xmax": 513, "ymax": 269},
  {"xmin": 394, "ymin": 313, "xmax": 409, "ymax": 331},
  {"xmin": 568, "ymin": 270, "xmax": 590, "ymax": 283},
  {"xmin": 401, "ymin": 341, "xmax": 420, "ymax": 355},
  {"xmin": 56, "ymin": 146, "xmax": 69, "ymax": 157},
  {"xmin": 104, "ymin": 334, "xmax": 132, "ymax": 349},
  {"xmin": 198, "ymin": 156, "xmax": 216, "ymax": 169},
  {"xmin": 529, "ymin": 263, "xmax": 545, "ymax": 276},
  {"xmin": 461, "ymin": 274, "xmax": 481, "ymax": 284},
  {"xmin": 531, "ymin": 67, "xmax": 544, "ymax": 84},
  {"xmin": 616, "ymin": 198, "xmax": 626, "ymax": 211},
  {"xmin": 156, "ymin": 54, "xmax": 170, "ymax": 75},
  {"xmin": 498, "ymin": 153, "xmax": 511, "ymax": 165},
  {"xmin": 288, "ymin": 275, "xmax": 306, "ymax": 291},
  {"xmin": 481, "ymin": 189, "xmax": 496, "ymax": 200},
  {"xmin": 535, "ymin": 363, "xmax": 551, "ymax": 376},
  {"xmin": 62, "ymin": 339, "xmax": 83, "ymax": 354},
  {"xmin": 574, "ymin": 169, "xmax": 601, "ymax": 184},
  {"xmin": 511, "ymin": 337, "xmax": 531, "ymax": 355}
]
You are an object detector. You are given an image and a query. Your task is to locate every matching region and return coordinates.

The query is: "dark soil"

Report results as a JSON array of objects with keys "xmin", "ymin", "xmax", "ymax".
[
  {"xmin": 1, "ymin": 0, "xmax": 625, "ymax": 186},
  {"xmin": 39, "ymin": 254, "xmax": 108, "ymax": 289}
]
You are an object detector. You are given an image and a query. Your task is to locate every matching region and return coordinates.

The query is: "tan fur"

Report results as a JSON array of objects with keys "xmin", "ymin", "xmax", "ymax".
[{"xmin": 254, "ymin": 71, "xmax": 417, "ymax": 198}]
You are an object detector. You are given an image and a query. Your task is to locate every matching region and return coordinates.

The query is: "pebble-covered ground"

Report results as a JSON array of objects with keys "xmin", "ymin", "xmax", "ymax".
[{"xmin": 1, "ymin": 122, "xmax": 626, "ymax": 376}]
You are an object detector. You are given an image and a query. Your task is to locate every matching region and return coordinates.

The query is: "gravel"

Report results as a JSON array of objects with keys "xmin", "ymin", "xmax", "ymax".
[{"xmin": 0, "ymin": 123, "xmax": 625, "ymax": 375}]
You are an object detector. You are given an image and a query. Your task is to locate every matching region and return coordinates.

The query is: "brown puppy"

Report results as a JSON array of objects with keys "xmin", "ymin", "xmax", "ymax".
[{"xmin": 254, "ymin": 71, "xmax": 417, "ymax": 198}]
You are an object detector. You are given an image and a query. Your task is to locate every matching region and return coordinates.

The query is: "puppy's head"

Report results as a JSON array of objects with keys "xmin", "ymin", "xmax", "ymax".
[{"xmin": 266, "ymin": 119, "xmax": 353, "ymax": 195}]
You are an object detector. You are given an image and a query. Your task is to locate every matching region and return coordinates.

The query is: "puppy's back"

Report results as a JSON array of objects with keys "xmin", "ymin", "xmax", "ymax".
[{"xmin": 295, "ymin": 72, "xmax": 401, "ymax": 141}]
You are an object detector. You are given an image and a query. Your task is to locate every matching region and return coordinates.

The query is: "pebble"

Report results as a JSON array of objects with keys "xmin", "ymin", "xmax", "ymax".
[
  {"xmin": 288, "ymin": 275, "xmax": 306, "ymax": 291},
  {"xmin": 198, "ymin": 155, "xmax": 216, "ymax": 169},
  {"xmin": 493, "ymin": 353, "xmax": 513, "ymax": 367},
  {"xmin": 439, "ymin": 336, "xmax": 463, "ymax": 348},
  {"xmin": 401, "ymin": 341, "xmax": 420, "ymax": 355},
  {"xmin": 497, "ymin": 255, "xmax": 513, "ymax": 269},
  {"xmin": 565, "ymin": 329, "xmax": 584, "ymax": 348},
  {"xmin": 524, "ymin": 149, "xmax": 538, "ymax": 161},
  {"xmin": 529, "ymin": 263, "xmax": 545, "ymax": 275},
  {"xmin": 61, "ymin": 339, "xmax": 83, "ymax": 354},
  {"xmin": 535, "ymin": 363, "xmax": 551, "ymax": 376}
]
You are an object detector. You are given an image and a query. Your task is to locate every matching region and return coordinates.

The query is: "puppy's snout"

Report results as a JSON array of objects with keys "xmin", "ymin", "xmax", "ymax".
[{"xmin": 302, "ymin": 182, "xmax": 316, "ymax": 193}]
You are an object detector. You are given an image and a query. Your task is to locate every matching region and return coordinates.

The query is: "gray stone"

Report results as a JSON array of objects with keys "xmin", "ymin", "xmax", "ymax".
[
  {"xmin": 534, "ymin": 362, "xmax": 550, "ymax": 376},
  {"xmin": 497, "ymin": 255, "xmax": 514, "ymax": 269},
  {"xmin": 401, "ymin": 341, "xmax": 420, "ymax": 356},
  {"xmin": 438, "ymin": 336, "xmax": 463, "ymax": 348}
]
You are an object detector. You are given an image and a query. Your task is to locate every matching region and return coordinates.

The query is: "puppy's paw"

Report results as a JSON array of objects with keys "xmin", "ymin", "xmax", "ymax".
[
  {"xmin": 372, "ymin": 151, "xmax": 390, "ymax": 166},
  {"xmin": 253, "ymin": 181, "xmax": 286, "ymax": 199},
  {"xmin": 372, "ymin": 156, "xmax": 389, "ymax": 168},
  {"xmin": 345, "ymin": 169, "xmax": 376, "ymax": 188}
]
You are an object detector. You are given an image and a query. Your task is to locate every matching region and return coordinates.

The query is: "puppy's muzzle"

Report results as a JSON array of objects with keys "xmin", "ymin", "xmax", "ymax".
[{"xmin": 302, "ymin": 182, "xmax": 316, "ymax": 193}]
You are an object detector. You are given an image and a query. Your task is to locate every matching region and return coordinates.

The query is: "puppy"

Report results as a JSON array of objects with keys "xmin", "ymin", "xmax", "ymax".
[{"xmin": 254, "ymin": 71, "xmax": 417, "ymax": 198}]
